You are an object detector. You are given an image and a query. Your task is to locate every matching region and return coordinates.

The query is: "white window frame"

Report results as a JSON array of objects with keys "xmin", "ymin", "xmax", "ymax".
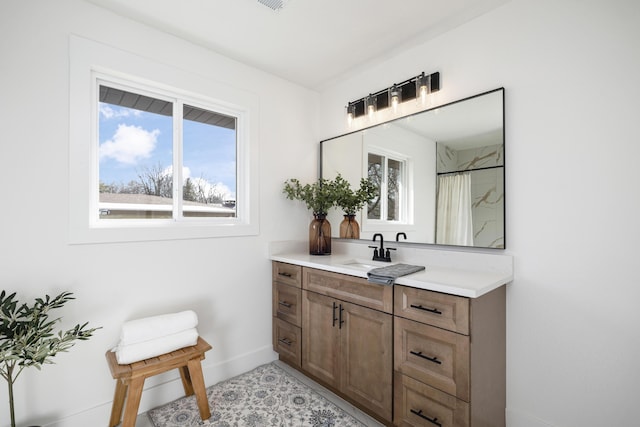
[
  {"xmin": 70, "ymin": 35, "xmax": 259, "ymax": 243},
  {"xmin": 362, "ymin": 146, "xmax": 412, "ymax": 233}
]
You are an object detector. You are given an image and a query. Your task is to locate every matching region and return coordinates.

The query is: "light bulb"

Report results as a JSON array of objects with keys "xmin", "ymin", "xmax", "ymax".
[
  {"xmin": 390, "ymin": 85, "xmax": 400, "ymax": 112},
  {"xmin": 419, "ymin": 73, "xmax": 430, "ymax": 105},
  {"xmin": 366, "ymin": 95, "xmax": 376, "ymax": 120}
]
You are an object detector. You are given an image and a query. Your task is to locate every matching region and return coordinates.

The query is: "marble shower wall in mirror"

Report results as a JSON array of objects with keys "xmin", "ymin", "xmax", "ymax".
[
  {"xmin": 437, "ymin": 142, "xmax": 504, "ymax": 248},
  {"xmin": 321, "ymin": 88, "xmax": 505, "ymax": 249}
]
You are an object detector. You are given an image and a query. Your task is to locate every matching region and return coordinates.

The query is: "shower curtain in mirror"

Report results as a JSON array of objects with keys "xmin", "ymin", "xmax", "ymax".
[{"xmin": 436, "ymin": 172, "xmax": 474, "ymax": 246}]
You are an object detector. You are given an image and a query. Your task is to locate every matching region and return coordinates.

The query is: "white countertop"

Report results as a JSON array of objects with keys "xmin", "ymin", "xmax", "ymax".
[{"xmin": 269, "ymin": 241, "xmax": 513, "ymax": 298}]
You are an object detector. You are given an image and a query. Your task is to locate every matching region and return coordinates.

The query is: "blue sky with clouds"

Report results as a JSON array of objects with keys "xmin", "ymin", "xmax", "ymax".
[{"xmin": 98, "ymin": 103, "xmax": 236, "ymax": 199}]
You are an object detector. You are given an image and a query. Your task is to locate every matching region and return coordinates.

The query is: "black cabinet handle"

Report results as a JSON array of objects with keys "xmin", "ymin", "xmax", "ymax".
[
  {"xmin": 278, "ymin": 272, "xmax": 293, "ymax": 278},
  {"xmin": 410, "ymin": 350, "xmax": 442, "ymax": 365},
  {"xmin": 278, "ymin": 338, "xmax": 292, "ymax": 346},
  {"xmin": 410, "ymin": 409, "xmax": 442, "ymax": 426},
  {"xmin": 410, "ymin": 304, "xmax": 442, "ymax": 315},
  {"xmin": 278, "ymin": 300, "xmax": 292, "ymax": 308},
  {"xmin": 339, "ymin": 304, "xmax": 345, "ymax": 329},
  {"xmin": 332, "ymin": 302, "xmax": 338, "ymax": 327}
]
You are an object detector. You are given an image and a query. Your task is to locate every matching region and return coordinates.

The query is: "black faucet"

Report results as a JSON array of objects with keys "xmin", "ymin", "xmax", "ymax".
[
  {"xmin": 396, "ymin": 232, "xmax": 407, "ymax": 242},
  {"xmin": 369, "ymin": 233, "xmax": 395, "ymax": 262}
]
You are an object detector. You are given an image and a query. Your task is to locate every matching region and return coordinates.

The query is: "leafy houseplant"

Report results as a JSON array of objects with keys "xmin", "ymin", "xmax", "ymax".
[
  {"xmin": 333, "ymin": 175, "xmax": 377, "ymax": 239},
  {"xmin": 282, "ymin": 178, "xmax": 337, "ymax": 215},
  {"xmin": 283, "ymin": 178, "xmax": 338, "ymax": 255},
  {"xmin": 333, "ymin": 175, "xmax": 377, "ymax": 216},
  {"xmin": 0, "ymin": 291, "xmax": 99, "ymax": 427}
]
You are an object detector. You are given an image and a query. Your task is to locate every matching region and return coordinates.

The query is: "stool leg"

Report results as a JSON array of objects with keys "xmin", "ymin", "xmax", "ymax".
[
  {"xmin": 187, "ymin": 358, "xmax": 211, "ymax": 420},
  {"xmin": 121, "ymin": 378, "xmax": 145, "ymax": 427},
  {"xmin": 109, "ymin": 380, "xmax": 128, "ymax": 427},
  {"xmin": 179, "ymin": 365, "xmax": 195, "ymax": 396}
]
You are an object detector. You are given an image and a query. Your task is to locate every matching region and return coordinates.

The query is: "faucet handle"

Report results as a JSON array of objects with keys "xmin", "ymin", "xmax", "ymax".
[
  {"xmin": 368, "ymin": 245, "xmax": 379, "ymax": 259},
  {"xmin": 385, "ymin": 247, "xmax": 396, "ymax": 260}
]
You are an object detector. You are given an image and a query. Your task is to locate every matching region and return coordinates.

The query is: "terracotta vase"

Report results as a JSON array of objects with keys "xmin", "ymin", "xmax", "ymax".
[
  {"xmin": 339, "ymin": 214, "xmax": 360, "ymax": 239},
  {"xmin": 309, "ymin": 213, "xmax": 331, "ymax": 255}
]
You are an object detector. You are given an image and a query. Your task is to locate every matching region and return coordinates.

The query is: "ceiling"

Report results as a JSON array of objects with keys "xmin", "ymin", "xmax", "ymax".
[{"xmin": 85, "ymin": 0, "xmax": 509, "ymax": 90}]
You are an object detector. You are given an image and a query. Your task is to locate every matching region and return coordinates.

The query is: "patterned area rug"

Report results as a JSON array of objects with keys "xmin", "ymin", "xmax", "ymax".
[{"xmin": 148, "ymin": 362, "xmax": 367, "ymax": 426}]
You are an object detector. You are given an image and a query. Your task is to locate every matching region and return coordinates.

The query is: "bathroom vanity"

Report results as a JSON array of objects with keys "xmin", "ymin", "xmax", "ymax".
[{"xmin": 270, "ymin": 242, "xmax": 512, "ymax": 427}]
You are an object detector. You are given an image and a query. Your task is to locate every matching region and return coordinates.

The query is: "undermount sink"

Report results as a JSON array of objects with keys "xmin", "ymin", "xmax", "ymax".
[{"xmin": 338, "ymin": 259, "xmax": 390, "ymax": 271}]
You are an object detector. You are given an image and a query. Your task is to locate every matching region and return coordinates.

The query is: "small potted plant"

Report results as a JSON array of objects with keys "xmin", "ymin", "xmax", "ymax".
[
  {"xmin": 333, "ymin": 174, "xmax": 377, "ymax": 239},
  {"xmin": 0, "ymin": 291, "xmax": 99, "ymax": 427},
  {"xmin": 283, "ymin": 178, "xmax": 338, "ymax": 255}
]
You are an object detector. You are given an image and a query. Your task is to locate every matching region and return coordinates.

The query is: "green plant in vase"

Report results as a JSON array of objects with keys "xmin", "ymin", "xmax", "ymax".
[
  {"xmin": 0, "ymin": 291, "xmax": 99, "ymax": 427},
  {"xmin": 283, "ymin": 178, "xmax": 338, "ymax": 255},
  {"xmin": 333, "ymin": 174, "xmax": 377, "ymax": 239}
]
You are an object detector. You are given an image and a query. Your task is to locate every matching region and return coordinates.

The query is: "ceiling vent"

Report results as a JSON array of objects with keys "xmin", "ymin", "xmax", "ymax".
[{"xmin": 257, "ymin": 0, "xmax": 290, "ymax": 11}]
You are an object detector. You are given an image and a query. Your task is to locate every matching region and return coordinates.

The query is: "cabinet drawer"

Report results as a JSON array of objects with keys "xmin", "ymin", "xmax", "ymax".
[
  {"xmin": 273, "ymin": 317, "xmax": 301, "ymax": 367},
  {"xmin": 272, "ymin": 262, "xmax": 302, "ymax": 288},
  {"xmin": 394, "ymin": 373, "xmax": 469, "ymax": 427},
  {"xmin": 273, "ymin": 282, "xmax": 302, "ymax": 326},
  {"xmin": 395, "ymin": 317, "xmax": 470, "ymax": 401},
  {"xmin": 303, "ymin": 267, "xmax": 393, "ymax": 313},
  {"xmin": 395, "ymin": 285, "xmax": 469, "ymax": 335}
]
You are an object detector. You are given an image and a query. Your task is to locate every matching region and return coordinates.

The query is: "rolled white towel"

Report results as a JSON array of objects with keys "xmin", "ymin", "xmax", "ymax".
[
  {"xmin": 115, "ymin": 328, "xmax": 199, "ymax": 364},
  {"xmin": 119, "ymin": 310, "xmax": 198, "ymax": 345}
]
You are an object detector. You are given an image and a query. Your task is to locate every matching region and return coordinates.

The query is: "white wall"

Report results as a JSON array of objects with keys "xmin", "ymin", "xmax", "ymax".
[
  {"xmin": 0, "ymin": 1, "xmax": 319, "ymax": 426},
  {"xmin": 2, "ymin": 0, "xmax": 639, "ymax": 426},
  {"xmin": 319, "ymin": 0, "xmax": 640, "ymax": 426}
]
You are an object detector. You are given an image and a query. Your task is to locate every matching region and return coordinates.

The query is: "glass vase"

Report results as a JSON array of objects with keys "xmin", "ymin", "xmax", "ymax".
[
  {"xmin": 309, "ymin": 213, "xmax": 331, "ymax": 255},
  {"xmin": 339, "ymin": 214, "xmax": 360, "ymax": 239}
]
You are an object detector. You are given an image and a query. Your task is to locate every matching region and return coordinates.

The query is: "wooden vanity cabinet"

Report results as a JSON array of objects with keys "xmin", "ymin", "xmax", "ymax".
[
  {"xmin": 393, "ymin": 285, "xmax": 506, "ymax": 427},
  {"xmin": 302, "ymin": 267, "xmax": 393, "ymax": 422},
  {"xmin": 272, "ymin": 262, "xmax": 302, "ymax": 368},
  {"xmin": 271, "ymin": 261, "xmax": 506, "ymax": 427}
]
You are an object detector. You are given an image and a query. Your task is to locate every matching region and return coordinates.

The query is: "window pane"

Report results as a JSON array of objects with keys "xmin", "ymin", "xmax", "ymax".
[
  {"xmin": 367, "ymin": 153, "xmax": 383, "ymax": 219},
  {"xmin": 387, "ymin": 159, "xmax": 402, "ymax": 221},
  {"xmin": 182, "ymin": 105, "xmax": 237, "ymax": 218},
  {"xmin": 98, "ymin": 85, "xmax": 173, "ymax": 220}
]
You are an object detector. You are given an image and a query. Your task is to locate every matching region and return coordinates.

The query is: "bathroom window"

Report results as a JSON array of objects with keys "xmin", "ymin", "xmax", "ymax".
[
  {"xmin": 98, "ymin": 82, "xmax": 237, "ymax": 221},
  {"xmin": 69, "ymin": 35, "xmax": 258, "ymax": 243},
  {"xmin": 367, "ymin": 151, "xmax": 406, "ymax": 222}
]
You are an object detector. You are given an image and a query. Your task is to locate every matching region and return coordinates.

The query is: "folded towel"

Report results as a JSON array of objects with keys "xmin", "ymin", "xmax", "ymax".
[
  {"xmin": 367, "ymin": 263, "xmax": 426, "ymax": 285},
  {"xmin": 115, "ymin": 328, "xmax": 199, "ymax": 364},
  {"xmin": 119, "ymin": 310, "xmax": 198, "ymax": 345}
]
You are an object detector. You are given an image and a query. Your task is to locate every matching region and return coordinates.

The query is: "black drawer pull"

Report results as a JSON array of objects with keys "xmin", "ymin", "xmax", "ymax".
[
  {"xmin": 278, "ymin": 300, "xmax": 292, "ymax": 308},
  {"xmin": 410, "ymin": 304, "xmax": 442, "ymax": 315},
  {"xmin": 278, "ymin": 338, "xmax": 293, "ymax": 346},
  {"xmin": 410, "ymin": 350, "xmax": 442, "ymax": 365},
  {"xmin": 332, "ymin": 302, "xmax": 338, "ymax": 327},
  {"xmin": 278, "ymin": 272, "xmax": 293, "ymax": 278},
  {"xmin": 410, "ymin": 409, "xmax": 442, "ymax": 426}
]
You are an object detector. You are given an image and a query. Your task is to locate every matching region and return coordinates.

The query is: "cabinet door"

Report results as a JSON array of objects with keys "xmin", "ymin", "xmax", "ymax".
[
  {"xmin": 340, "ymin": 300, "xmax": 393, "ymax": 421},
  {"xmin": 302, "ymin": 290, "xmax": 340, "ymax": 388}
]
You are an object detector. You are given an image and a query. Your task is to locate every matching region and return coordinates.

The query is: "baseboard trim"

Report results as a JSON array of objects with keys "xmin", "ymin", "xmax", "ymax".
[{"xmin": 506, "ymin": 408, "xmax": 558, "ymax": 427}]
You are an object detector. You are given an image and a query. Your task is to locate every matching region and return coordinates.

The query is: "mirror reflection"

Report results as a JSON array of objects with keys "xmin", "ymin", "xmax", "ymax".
[{"xmin": 321, "ymin": 88, "xmax": 504, "ymax": 249}]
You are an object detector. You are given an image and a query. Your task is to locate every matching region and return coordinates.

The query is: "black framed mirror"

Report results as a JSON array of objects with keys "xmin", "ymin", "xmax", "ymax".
[{"xmin": 321, "ymin": 88, "xmax": 505, "ymax": 249}]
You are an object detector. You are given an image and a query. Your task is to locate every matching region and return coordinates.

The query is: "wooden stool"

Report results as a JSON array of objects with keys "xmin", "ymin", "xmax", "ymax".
[{"xmin": 106, "ymin": 336, "xmax": 212, "ymax": 427}]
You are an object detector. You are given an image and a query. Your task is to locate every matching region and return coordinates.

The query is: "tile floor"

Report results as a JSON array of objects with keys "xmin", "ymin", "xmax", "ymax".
[{"xmin": 135, "ymin": 360, "xmax": 384, "ymax": 426}]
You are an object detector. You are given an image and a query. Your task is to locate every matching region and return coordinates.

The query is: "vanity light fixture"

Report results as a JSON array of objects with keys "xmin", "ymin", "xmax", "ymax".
[
  {"xmin": 365, "ymin": 94, "xmax": 377, "ymax": 119},
  {"xmin": 417, "ymin": 72, "xmax": 430, "ymax": 102},
  {"xmin": 346, "ymin": 102, "xmax": 356, "ymax": 126},
  {"xmin": 345, "ymin": 71, "xmax": 440, "ymax": 122},
  {"xmin": 389, "ymin": 84, "xmax": 401, "ymax": 112}
]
